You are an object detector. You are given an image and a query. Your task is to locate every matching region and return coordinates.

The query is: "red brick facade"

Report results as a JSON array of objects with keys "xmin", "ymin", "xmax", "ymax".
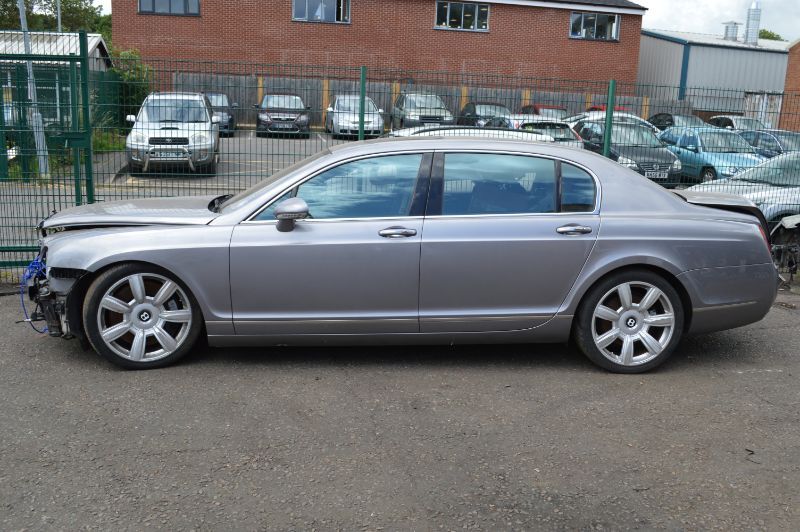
[
  {"xmin": 112, "ymin": 0, "xmax": 643, "ymax": 83},
  {"xmin": 780, "ymin": 41, "xmax": 800, "ymax": 131}
]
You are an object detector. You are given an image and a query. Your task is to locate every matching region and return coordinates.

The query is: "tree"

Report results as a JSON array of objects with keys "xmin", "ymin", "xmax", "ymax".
[
  {"xmin": 0, "ymin": 0, "xmax": 108, "ymax": 40},
  {"xmin": 759, "ymin": 29, "xmax": 784, "ymax": 41}
]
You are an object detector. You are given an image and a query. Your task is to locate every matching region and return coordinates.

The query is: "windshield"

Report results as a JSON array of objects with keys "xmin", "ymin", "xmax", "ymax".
[
  {"xmin": 673, "ymin": 115, "xmax": 705, "ymax": 127},
  {"xmin": 261, "ymin": 95, "xmax": 305, "ymax": 109},
  {"xmin": 336, "ymin": 97, "xmax": 378, "ymax": 113},
  {"xmin": 775, "ymin": 132, "xmax": 800, "ymax": 152},
  {"xmin": 699, "ymin": 131, "xmax": 754, "ymax": 153},
  {"xmin": 206, "ymin": 93, "xmax": 229, "ymax": 107},
  {"xmin": 141, "ymin": 99, "xmax": 208, "ymax": 123},
  {"xmin": 407, "ymin": 95, "xmax": 447, "ymax": 110},
  {"xmin": 476, "ymin": 104, "xmax": 510, "ymax": 117},
  {"xmin": 610, "ymin": 125, "xmax": 662, "ymax": 147},
  {"xmin": 736, "ymin": 117, "xmax": 766, "ymax": 130},
  {"xmin": 522, "ymin": 123, "xmax": 575, "ymax": 141},
  {"xmin": 731, "ymin": 153, "xmax": 800, "ymax": 187}
]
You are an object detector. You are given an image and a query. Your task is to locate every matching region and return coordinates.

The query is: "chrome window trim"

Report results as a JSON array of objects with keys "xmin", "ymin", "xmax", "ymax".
[
  {"xmin": 431, "ymin": 149, "xmax": 602, "ymax": 216},
  {"xmin": 242, "ymin": 216, "xmax": 426, "ymax": 226},
  {"xmin": 243, "ymin": 150, "xmax": 433, "ymax": 223}
]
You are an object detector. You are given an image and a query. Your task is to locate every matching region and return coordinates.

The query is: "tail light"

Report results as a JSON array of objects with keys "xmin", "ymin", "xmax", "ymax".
[{"xmin": 758, "ymin": 224, "xmax": 771, "ymax": 250}]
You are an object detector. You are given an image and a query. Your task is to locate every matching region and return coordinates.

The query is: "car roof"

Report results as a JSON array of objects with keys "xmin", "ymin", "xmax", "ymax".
[{"xmin": 146, "ymin": 91, "xmax": 205, "ymax": 100}]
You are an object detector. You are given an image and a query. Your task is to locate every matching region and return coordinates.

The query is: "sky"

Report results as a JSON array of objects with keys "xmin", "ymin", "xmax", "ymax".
[
  {"xmin": 634, "ymin": 0, "xmax": 798, "ymax": 42},
  {"xmin": 95, "ymin": 0, "xmax": 799, "ymax": 42}
]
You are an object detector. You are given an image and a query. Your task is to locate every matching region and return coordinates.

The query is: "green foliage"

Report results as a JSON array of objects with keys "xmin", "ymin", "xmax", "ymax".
[
  {"xmin": 759, "ymin": 29, "xmax": 783, "ymax": 41},
  {"xmin": 0, "ymin": 0, "xmax": 108, "ymax": 38},
  {"xmin": 112, "ymin": 49, "xmax": 153, "ymax": 126}
]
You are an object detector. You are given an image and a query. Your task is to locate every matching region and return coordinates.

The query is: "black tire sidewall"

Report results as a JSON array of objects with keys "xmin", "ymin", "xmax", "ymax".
[
  {"xmin": 83, "ymin": 263, "xmax": 203, "ymax": 370},
  {"xmin": 574, "ymin": 270, "xmax": 685, "ymax": 374}
]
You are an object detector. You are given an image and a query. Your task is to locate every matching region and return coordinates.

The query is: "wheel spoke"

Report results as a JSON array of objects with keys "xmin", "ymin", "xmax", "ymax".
[
  {"xmin": 594, "ymin": 305, "xmax": 619, "ymax": 322},
  {"xmin": 101, "ymin": 295, "xmax": 130, "ymax": 314},
  {"xmin": 152, "ymin": 326, "xmax": 178, "ymax": 353},
  {"xmin": 101, "ymin": 321, "xmax": 131, "ymax": 343},
  {"xmin": 595, "ymin": 328, "xmax": 620, "ymax": 349},
  {"xmin": 639, "ymin": 287, "xmax": 662, "ymax": 311},
  {"xmin": 619, "ymin": 335, "xmax": 634, "ymax": 365},
  {"xmin": 617, "ymin": 283, "xmax": 633, "ymax": 310},
  {"xmin": 128, "ymin": 274, "xmax": 146, "ymax": 304},
  {"xmin": 129, "ymin": 330, "xmax": 147, "ymax": 361},
  {"xmin": 644, "ymin": 313, "xmax": 674, "ymax": 327},
  {"xmin": 160, "ymin": 309, "xmax": 191, "ymax": 323},
  {"xmin": 639, "ymin": 331, "xmax": 663, "ymax": 356},
  {"xmin": 153, "ymin": 280, "xmax": 178, "ymax": 306}
]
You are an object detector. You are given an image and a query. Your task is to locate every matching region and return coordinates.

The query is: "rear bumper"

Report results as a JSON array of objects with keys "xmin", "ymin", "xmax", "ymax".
[{"xmin": 680, "ymin": 262, "xmax": 779, "ymax": 335}]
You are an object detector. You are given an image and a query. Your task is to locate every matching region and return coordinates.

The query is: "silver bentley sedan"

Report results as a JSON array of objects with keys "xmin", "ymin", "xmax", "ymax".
[{"xmin": 27, "ymin": 138, "xmax": 778, "ymax": 373}]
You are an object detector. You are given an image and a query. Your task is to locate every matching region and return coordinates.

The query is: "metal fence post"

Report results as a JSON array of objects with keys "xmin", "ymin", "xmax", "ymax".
[
  {"xmin": 14, "ymin": 65, "xmax": 31, "ymax": 181},
  {"xmin": 69, "ymin": 55, "xmax": 82, "ymax": 206},
  {"xmin": 79, "ymin": 31, "xmax": 95, "ymax": 203},
  {"xmin": 602, "ymin": 79, "xmax": 616, "ymax": 159},
  {"xmin": 0, "ymin": 94, "xmax": 7, "ymax": 180},
  {"xmin": 358, "ymin": 65, "xmax": 366, "ymax": 141}
]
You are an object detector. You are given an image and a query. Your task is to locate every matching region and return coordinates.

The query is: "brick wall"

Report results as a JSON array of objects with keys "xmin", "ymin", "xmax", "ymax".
[
  {"xmin": 112, "ymin": 0, "xmax": 642, "ymax": 83},
  {"xmin": 780, "ymin": 41, "xmax": 800, "ymax": 131}
]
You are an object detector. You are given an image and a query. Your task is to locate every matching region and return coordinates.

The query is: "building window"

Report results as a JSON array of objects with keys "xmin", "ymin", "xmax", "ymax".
[
  {"xmin": 293, "ymin": 0, "xmax": 350, "ymax": 23},
  {"xmin": 570, "ymin": 12, "xmax": 620, "ymax": 41},
  {"xmin": 139, "ymin": 0, "xmax": 200, "ymax": 15},
  {"xmin": 436, "ymin": 2, "xmax": 489, "ymax": 32}
]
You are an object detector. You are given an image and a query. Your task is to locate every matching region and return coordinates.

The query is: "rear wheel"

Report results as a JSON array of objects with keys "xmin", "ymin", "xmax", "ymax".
[
  {"xmin": 83, "ymin": 264, "xmax": 203, "ymax": 369},
  {"xmin": 574, "ymin": 270, "xmax": 684, "ymax": 373},
  {"xmin": 701, "ymin": 167, "xmax": 717, "ymax": 182}
]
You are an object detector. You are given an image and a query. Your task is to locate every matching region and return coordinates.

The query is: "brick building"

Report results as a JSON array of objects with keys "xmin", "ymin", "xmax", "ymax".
[
  {"xmin": 112, "ymin": 0, "xmax": 646, "ymax": 82},
  {"xmin": 780, "ymin": 40, "xmax": 800, "ymax": 130}
]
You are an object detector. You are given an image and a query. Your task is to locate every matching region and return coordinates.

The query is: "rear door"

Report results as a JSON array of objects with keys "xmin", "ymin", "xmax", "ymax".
[{"xmin": 418, "ymin": 152, "xmax": 599, "ymax": 333}]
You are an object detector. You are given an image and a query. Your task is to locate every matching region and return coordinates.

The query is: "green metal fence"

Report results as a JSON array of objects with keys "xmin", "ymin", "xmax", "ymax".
[{"xmin": 3, "ymin": 34, "xmax": 800, "ymax": 279}]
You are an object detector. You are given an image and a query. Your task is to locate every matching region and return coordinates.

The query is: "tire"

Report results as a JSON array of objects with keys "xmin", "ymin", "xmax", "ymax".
[
  {"xmin": 197, "ymin": 152, "xmax": 218, "ymax": 176},
  {"xmin": 701, "ymin": 167, "xmax": 717, "ymax": 182},
  {"xmin": 82, "ymin": 264, "xmax": 203, "ymax": 370},
  {"xmin": 573, "ymin": 269, "xmax": 685, "ymax": 374},
  {"xmin": 128, "ymin": 162, "xmax": 143, "ymax": 176}
]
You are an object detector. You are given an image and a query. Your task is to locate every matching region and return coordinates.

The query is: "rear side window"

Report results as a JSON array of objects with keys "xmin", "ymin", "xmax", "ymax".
[{"xmin": 561, "ymin": 164, "xmax": 596, "ymax": 212}]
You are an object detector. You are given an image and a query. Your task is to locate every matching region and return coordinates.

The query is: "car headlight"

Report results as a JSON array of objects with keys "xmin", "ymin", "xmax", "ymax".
[
  {"xmin": 191, "ymin": 133, "xmax": 210, "ymax": 144},
  {"xmin": 617, "ymin": 156, "xmax": 640, "ymax": 170},
  {"xmin": 722, "ymin": 166, "xmax": 739, "ymax": 176},
  {"xmin": 258, "ymin": 112, "xmax": 271, "ymax": 122},
  {"xmin": 671, "ymin": 158, "xmax": 682, "ymax": 172},
  {"xmin": 130, "ymin": 132, "xmax": 147, "ymax": 144}
]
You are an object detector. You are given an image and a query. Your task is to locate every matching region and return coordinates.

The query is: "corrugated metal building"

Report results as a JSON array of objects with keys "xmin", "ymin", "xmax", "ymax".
[{"xmin": 637, "ymin": 29, "xmax": 790, "ymax": 119}]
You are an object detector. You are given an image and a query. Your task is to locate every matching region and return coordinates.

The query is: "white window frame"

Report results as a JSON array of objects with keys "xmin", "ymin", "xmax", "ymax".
[
  {"xmin": 292, "ymin": 0, "xmax": 351, "ymax": 24},
  {"xmin": 434, "ymin": 1, "xmax": 491, "ymax": 32},
  {"xmin": 569, "ymin": 11, "xmax": 620, "ymax": 41},
  {"xmin": 138, "ymin": 0, "xmax": 201, "ymax": 16}
]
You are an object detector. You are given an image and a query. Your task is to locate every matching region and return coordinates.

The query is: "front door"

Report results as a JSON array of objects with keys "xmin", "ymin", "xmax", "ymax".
[
  {"xmin": 229, "ymin": 153, "xmax": 431, "ymax": 336},
  {"xmin": 419, "ymin": 152, "xmax": 599, "ymax": 333}
]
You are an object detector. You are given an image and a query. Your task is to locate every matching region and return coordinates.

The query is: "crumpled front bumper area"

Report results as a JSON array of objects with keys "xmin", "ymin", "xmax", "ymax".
[{"xmin": 23, "ymin": 254, "xmax": 86, "ymax": 339}]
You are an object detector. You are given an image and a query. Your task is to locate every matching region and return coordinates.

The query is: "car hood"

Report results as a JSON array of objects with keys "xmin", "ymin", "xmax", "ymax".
[
  {"xmin": 697, "ymin": 151, "xmax": 765, "ymax": 168},
  {"xmin": 688, "ymin": 180, "xmax": 800, "ymax": 203},
  {"xmin": 263, "ymin": 107, "xmax": 306, "ymax": 117},
  {"xmin": 41, "ymin": 195, "xmax": 220, "ymax": 230},
  {"xmin": 614, "ymin": 145, "xmax": 677, "ymax": 164}
]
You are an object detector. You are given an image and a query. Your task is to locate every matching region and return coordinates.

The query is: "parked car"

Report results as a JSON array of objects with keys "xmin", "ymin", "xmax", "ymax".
[
  {"xmin": 326, "ymin": 94, "xmax": 384, "ymax": 138},
  {"xmin": 648, "ymin": 112, "xmax": 706, "ymax": 131},
  {"xmin": 205, "ymin": 92, "xmax": 237, "ymax": 137},
  {"xmin": 739, "ymin": 129, "xmax": 800, "ymax": 159},
  {"xmin": 125, "ymin": 92, "xmax": 220, "ymax": 175},
  {"xmin": 254, "ymin": 93, "xmax": 311, "ymax": 138},
  {"xmin": 659, "ymin": 127, "xmax": 766, "ymax": 182},
  {"xmin": 457, "ymin": 102, "xmax": 512, "ymax": 127},
  {"xmin": 387, "ymin": 125, "xmax": 554, "ymax": 143},
  {"xmin": 688, "ymin": 152, "xmax": 800, "ymax": 227},
  {"xmin": 565, "ymin": 111, "xmax": 658, "ymax": 134},
  {"xmin": 390, "ymin": 92, "xmax": 454, "ymax": 130},
  {"xmin": 574, "ymin": 121, "xmax": 681, "ymax": 182},
  {"xmin": 520, "ymin": 118, "xmax": 584, "ymax": 149},
  {"xmin": 28, "ymin": 138, "xmax": 778, "ymax": 373},
  {"xmin": 709, "ymin": 115, "xmax": 767, "ymax": 131},
  {"xmin": 530, "ymin": 104, "xmax": 568, "ymax": 120}
]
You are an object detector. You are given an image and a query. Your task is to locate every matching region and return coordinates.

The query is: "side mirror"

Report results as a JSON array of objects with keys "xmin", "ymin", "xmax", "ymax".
[
  {"xmin": 274, "ymin": 197, "xmax": 309, "ymax": 232},
  {"xmin": 211, "ymin": 115, "xmax": 221, "ymax": 124},
  {"xmin": 326, "ymin": 106, "xmax": 334, "ymax": 113},
  {"xmin": 232, "ymin": 103, "xmax": 239, "ymax": 108},
  {"xmin": 126, "ymin": 114, "xmax": 136, "ymax": 123}
]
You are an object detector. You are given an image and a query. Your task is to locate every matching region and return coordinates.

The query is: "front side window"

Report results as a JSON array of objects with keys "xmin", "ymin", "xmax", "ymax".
[
  {"xmin": 256, "ymin": 155, "xmax": 424, "ymax": 221},
  {"xmin": 699, "ymin": 132, "xmax": 754, "ymax": 153},
  {"xmin": 435, "ymin": 1, "xmax": 489, "ymax": 31},
  {"xmin": 139, "ymin": 0, "xmax": 200, "ymax": 15},
  {"xmin": 293, "ymin": 0, "xmax": 350, "ymax": 23},
  {"xmin": 570, "ymin": 12, "xmax": 619, "ymax": 40}
]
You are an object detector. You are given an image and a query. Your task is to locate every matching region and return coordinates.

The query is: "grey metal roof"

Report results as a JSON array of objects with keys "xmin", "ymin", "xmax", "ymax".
[
  {"xmin": 0, "ymin": 31, "xmax": 110, "ymax": 60},
  {"xmin": 543, "ymin": 0, "xmax": 646, "ymax": 9},
  {"xmin": 642, "ymin": 29, "xmax": 790, "ymax": 53}
]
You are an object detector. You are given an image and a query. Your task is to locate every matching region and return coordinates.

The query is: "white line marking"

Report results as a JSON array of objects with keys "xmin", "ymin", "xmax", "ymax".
[{"xmin": 317, "ymin": 133, "xmax": 327, "ymax": 144}]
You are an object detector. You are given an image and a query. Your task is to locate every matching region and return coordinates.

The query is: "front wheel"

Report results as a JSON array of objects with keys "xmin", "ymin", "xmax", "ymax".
[
  {"xmin": 573, "ymin": 270, "xmax": 684, "ymax": 373},
  {"xmin": 701, "ymin": 167, "xmax": 717, "ymax": 182},
  {"xmin": 83, "ymin": 264, "xmax": 203, "ymax": 369}
]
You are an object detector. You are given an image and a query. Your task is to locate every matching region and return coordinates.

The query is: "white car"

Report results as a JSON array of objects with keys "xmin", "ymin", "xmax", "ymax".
[
  {"xmin": 387, "ymin": 126, "xmax": 554, "ymax": 143},
  {"xmin": 565, "ymin": 111, "xmax": 658, "ymax": 134},
  {"xmin": 519, "ymin": 117, "xmax": 584, "ymax": 149},
  {"xmin": 126, "ymin": 92, "xmax": 221, "ymax": 175},
  {"xmin": 325, "ymin": 95, "xmax": 384, "ymax": 138}
]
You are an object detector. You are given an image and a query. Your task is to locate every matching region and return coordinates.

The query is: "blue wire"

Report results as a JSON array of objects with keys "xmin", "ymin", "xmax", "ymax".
[{"xmin": 19, "ymin": 257, "xmax": 48, "ymax": 334}]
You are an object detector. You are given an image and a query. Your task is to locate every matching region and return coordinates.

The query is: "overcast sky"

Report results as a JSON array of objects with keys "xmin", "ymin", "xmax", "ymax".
[{"xmin": 95, "ymin": 0, "xmax": 799, "ymax": 42}]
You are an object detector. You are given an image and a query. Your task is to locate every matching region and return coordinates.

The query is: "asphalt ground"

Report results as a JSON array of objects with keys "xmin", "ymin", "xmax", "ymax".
[{"xmin": 1, "ymin": 289, "xmax": 799, "ymax": 530}]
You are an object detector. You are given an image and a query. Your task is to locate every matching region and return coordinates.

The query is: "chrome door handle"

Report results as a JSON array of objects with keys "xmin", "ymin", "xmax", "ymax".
[
  {"xmin": 556, "ymin": 224, "xmax": 593, "ymax": 236},
  {"xmin": 379, "ymin": 227, "xmax": 417, "ymax": 238}
]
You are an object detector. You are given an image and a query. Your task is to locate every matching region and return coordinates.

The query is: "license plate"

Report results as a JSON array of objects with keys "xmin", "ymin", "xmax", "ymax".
[
  {"xmin": 272, "ymin": 123, "xmax": 292, "ymax": 129},
  {"xmin": 153, "ymin": 151, "xmax": 183, "ymax": 158},
  {"xmin": 645, "ymin": 171, "xmax": 669, "ymax": 180}
]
